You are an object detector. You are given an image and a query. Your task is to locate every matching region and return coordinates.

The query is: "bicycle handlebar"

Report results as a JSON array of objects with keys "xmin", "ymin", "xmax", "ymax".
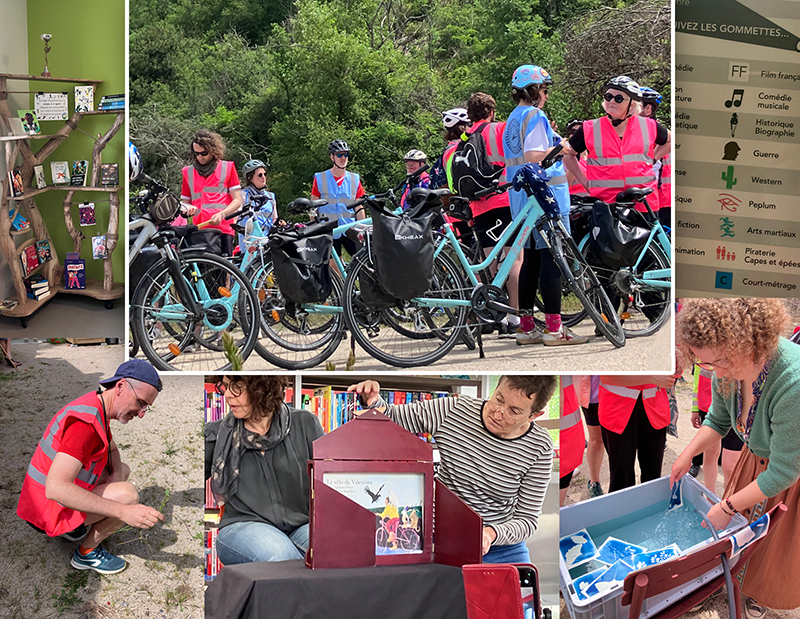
[
  {"xmin": 540, "ymin": 142, "xmax": 564, "ymax": 169},
  {"xmin": 473, "ymin": 181, "xmax": 513, "ymax": 200}
]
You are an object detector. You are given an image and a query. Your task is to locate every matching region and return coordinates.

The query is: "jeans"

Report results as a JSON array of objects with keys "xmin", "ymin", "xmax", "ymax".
[
  {"xmin": 482, "ymin": 541, "xmax": 531, "ymax": 564},
  {"xmin": 216, "ymin": 521, "xmax": 310, "ymax": 565}
]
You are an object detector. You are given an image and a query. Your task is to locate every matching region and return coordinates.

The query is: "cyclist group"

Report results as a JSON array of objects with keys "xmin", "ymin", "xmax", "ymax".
[{"xmin": 129, "ymin": 63, "xmax": 671, "ymax": 368}]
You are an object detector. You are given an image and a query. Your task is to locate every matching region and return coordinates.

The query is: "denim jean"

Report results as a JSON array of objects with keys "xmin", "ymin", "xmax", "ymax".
[
  {"xmin": 482, "ymin": 541, "xmax": 531, "ymax": 564},
  {"xmin": 216, "ymin": 521, "xmax": 310, "ymax": 565}
]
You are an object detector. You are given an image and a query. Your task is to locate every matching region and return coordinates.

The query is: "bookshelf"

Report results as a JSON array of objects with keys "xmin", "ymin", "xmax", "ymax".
[{"xmin": 0, "ymin": 73, "xmax": 124, "ymax": 326}]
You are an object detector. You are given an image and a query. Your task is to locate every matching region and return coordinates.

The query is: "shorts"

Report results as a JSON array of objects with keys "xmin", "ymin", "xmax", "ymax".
[
  {"xmin": 560, "ymin": 469, "xmax": 574, "ymax": 490},
  {"xmin": 582, "ymin": 402, "xmax": 599, "ymax": 427},
  {"xmin": 472, "ymin": 207, "xmax": 514, "ymax": 248},
  {"xmin": 722, "ymin": 428, "xmax": 744, "ymax": 452}
]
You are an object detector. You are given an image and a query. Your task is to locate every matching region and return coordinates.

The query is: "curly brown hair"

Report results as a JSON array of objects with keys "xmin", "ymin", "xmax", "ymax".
[
  {"xmin": 677, "ymin": 298, "xmax": 789, "ymax": 368},
  {"xmin": 190, "ymin": 129, "xmax": 225, "ymax": 161},
  {"xmin": 206, "ymin": 375, "xmax": 289, "ymax": 423}
]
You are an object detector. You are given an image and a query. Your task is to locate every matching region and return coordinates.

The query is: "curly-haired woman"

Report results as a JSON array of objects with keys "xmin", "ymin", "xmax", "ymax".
[
  {"xmin": 205, "ymin": 375, "xmax": 323, "ymax": 564},
  {"xmin": 670, "ymin": 298, "xmax": 800, "ymax": 616}
]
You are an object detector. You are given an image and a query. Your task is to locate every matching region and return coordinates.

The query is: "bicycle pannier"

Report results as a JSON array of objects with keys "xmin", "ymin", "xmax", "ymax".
[
  {"xmin": 369, "ymin": 204, "xmax": 436, "ymax": 300},
  {"xmin": 588, "ymin": 201, "xmax": 650, "ymax": 269},
  {"xmin": 448, "ymin": 122, "xmax": 503, "ymax": 199},
  {"xmin": 358, "ymin": 262, "xmax": 397, "ymax": 310},
  {"xmin": 269, "ymin": 231, "xmax": 333, "ymax": 305}
]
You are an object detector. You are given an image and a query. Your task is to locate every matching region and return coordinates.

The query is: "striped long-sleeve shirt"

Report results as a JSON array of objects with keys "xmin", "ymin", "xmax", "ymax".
[{"xmin": 379, "ymin": 394, "xmax": 553, "ymax": 546}]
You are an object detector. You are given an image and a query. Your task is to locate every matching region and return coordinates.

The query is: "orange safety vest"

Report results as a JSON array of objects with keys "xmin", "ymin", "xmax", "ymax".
[
  {"xmin": 583, "ymin": 116, "xmax": 659, "ymax": 213},
  {"xmin": 694, "ymin": 365, "xmax": 713, "ymax": 413},
  {"xmin": 17, "ymin": 392, "xmax": 109, "ymax": 536},
  {"xmin": 559, "ymin": 376, "xmax": 585, "ymax": 478},
  {"xmin": 185, "ymin": 161, "xmax": 237, "ymax": 235},
  {"xmin": 657, "ymin": 153, "xmax": 671, "ymax": 213},
  {"xmin": 598, "ymin": 382, "xmax": 670, "ymax": 434}
]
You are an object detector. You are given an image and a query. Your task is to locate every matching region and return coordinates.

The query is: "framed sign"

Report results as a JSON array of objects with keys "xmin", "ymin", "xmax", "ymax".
[{"xmin": 34, "ymin": 93, "xmax": 69, "ymax": 121}]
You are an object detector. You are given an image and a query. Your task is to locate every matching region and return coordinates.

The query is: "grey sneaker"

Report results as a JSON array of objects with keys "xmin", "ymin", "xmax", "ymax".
[
  {"xmin": 542, "ymin": 326, "xmax": 589, "ymax": 346},
  {"xmin": 588, "ymin": 481, "xmax": 603, "ymax": 498},
  {"xmin": 516, "ymin": 329, "xmax": 544, "ymax": 346},
  {"xmin": 744, "ymin": 597, "xmax": 767, "ymax": 619}
]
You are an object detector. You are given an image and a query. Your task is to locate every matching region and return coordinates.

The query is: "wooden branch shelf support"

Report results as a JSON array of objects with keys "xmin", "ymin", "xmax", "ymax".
[{"xmin": 0, "ymin": 73, "xmax": 124, "ymax": 324}]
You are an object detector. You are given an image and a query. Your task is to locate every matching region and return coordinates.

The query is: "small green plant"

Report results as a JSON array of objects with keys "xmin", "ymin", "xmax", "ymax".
[
  {"xmin": 164, "ymin": 441, "xmax": 177, "ymax": 457},
  {"xmin": 221, "ymin": 331, "xmax": 244, "ymax": 370},
  {"xmin": 52, "ymin": 571, "xmax": 89, "ymax": 612},
  {"xmin": 165, "ymin": 584, "xmax": 193, "ymax": 610}
]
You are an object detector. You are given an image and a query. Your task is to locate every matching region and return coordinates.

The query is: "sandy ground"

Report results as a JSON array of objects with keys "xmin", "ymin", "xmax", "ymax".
[
  {"xmin": 560, "ymin": 373, "xmax": 799, "ymax": 619},
  {"xmin": 0, "ymin": 341, "xmax": 203, "ymax": 619}
]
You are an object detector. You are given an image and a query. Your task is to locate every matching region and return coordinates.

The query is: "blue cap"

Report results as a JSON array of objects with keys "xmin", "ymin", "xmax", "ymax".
[{"xmin": 100, "ymin": 359, "xmax": 163, "ymax": 392}]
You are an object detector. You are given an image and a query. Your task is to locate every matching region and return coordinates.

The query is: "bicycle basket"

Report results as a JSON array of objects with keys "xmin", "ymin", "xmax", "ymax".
[
  {"xmin": 588, "ymin": 201, "xmax": 651, "ymax": 269},
  {"xmin": 369, "ymin": 204, "xmax": 435, "ymax": 300},
  {"xmin": 148, "ymin": 192, "xmax": 182, "ymax": 225},
  {"xmin": 268, "ymin": 229, "xmax": 333, "ymax": 305}
]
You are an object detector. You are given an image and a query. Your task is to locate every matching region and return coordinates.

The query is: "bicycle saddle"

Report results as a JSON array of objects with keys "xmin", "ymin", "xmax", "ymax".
[
  {"xmin": 288, "ymin": 197, "xmax": 329, "ymax": 214},
  {"xmin": 615, "ymin": 187, "xmax": 653, "ymax": 203}
]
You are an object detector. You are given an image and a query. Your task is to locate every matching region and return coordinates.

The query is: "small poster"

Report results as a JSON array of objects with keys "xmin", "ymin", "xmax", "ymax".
[
  {"xmin": 34, "ymin": 92, "xmax": 69, "ymax": 121},
  {"xmin": 79, "ymin": 202, "xmax": 96, "ymax": 226},
  {"xmin": 322, "ymin": 472, "xmax": 424, "ymax": 555},
  {"xmin": 92, "ymin": 235, "xmax": 108, "ymax": 259},
  {"xmin": 74, "ymin": 86, "xmax": 94, "ymax": 113},
  {"xmin": 18, "ymin": 110, "xmax": 41, "ymax": 135}
]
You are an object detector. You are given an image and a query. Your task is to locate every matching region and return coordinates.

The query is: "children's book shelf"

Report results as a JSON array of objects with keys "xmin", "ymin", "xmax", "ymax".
[{"xmin": 0, "ymin": 73, "xmax": 124, "ymax": 327}]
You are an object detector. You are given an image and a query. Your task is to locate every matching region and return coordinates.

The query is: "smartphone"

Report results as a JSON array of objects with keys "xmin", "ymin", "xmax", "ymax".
[{"xmin": 518, "ymin": 566, "xmax": 538, "ymax": 619}]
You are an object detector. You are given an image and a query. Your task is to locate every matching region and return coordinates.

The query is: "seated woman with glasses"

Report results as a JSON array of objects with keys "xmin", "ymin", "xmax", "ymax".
[
  {"xmin": 205, "ymin": 376, "xmax": 323, "ymax": 564},
  {"xmin": 562, "ymin": 76, "xmax": 671, "ymax": 215},
  {"xmin": 671, "ymin": 298, "xmax": 800, "ymax": 617}
]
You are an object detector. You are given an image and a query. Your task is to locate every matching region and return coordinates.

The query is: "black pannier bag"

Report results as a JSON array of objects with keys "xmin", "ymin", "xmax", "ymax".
[
  {"xmin": 358, "ymin": 262, "xmax": 397, "ymax": 310},
  {"xmin": 588, "ymin": 201, "xmax": 651, "ymax": 269},
  {"xmin": 448, "ymin": 121, "xmax": 503, "ymax": 199},
  {"xmin": 369, "ymin": 193, "xmax": 437, "ymax": 300},
  {"xmin": 268, "ymin": 225, "xmax": 334, "ymax": 305}
]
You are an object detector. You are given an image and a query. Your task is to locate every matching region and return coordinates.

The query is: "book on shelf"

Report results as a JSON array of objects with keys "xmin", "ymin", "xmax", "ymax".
[
  {"xmin": 9, "ymin": 207, "xmax": 30, "ymax": 231},
  {"xmin": 0, "ymin": 300, "xmax": 19, "ymax": 311},
  {"xmin": 98, "ymin": 94, "xmax": 125, "ymax": 107},
  {"xmin": 35, "ymin": 239, "xmax": 52, "ymax": 263},
  {"xmin": 19, "ymin": 245, "xmax": 40, "ymax": 277},
  {"xmin": 64, "ymin": 253, "xmax": 86, "ymax": 289},
  {"xmin": 33, "ymin": 165, "xmax": 47, "ymax": 189},
  {"xmin": 79, "ymin": 202, "xmax": 96, "ymax": 226},
  {"xmin": 70, "ymin": 160, "xmax": 88, "ymax": 187},
  {"xmin": 24, "ymin": 274, "xmax": 50, "ymax": 300},
  {"xmin": 91, "ymin": 235, "xmax": 107, "ymax": 260},
  {"xmin": 50, "ymin": 161, "xmax": 70, "ymax": 185},
  {"xmin": 8, "ymin": 168, "xmax": 24, "ymax": 198},
  {"xmin": 18, "ymin": 110, "xmax": 41, "ymax": 135},
  {"xmin": 74, "ymin": 86, "xmax": 94, "ymax": 113},
  {"xmin": 100, "ymin": 163, "xmax": 119, "ymax": 186}
]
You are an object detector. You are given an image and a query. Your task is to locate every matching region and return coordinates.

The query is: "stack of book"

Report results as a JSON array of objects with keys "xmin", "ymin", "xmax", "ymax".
[
  {"xmin": 24, "ymin": 274, "xmax": 51, "ymax": 301},
  {"xmin": 98, "ymin": 94, "xmax": 125, "ymax": 110}
]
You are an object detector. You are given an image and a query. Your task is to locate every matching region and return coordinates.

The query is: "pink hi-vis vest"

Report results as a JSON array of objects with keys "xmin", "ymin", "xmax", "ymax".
[
  {"xmin": 695, "ymin": 366, "xmax": 713, "ymax": 413},
  {"xmin": 583, "ymin": 116, "xmax": 659, "ymax": 213},
  {"xmin": 657, "ymin": 152, "xmax": 671, "ymax": 212},
  {"xmin": 17, "ymin": 392, "xmax": 109, "ymax": 536},
  {"xmin": 598, "ymin": 382, "xmax": 670, "ymax": 434},
  {"xmin": 559, "ymin": 376, "xmax": 585, "ymax": 478}
]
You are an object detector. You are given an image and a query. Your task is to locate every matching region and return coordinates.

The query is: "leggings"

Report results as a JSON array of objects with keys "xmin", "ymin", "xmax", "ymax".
[{"xmin": 518, "ymin": 247, "xmax": 562, "ymax": 314}]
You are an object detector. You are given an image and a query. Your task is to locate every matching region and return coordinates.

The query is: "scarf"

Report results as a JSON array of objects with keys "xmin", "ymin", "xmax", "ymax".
[
  {"xmin": 192, "ymin": 157, "xmax": 219, "ymax": 177},
  {"xmin": 209, "ymin": 403, "xmax": 290, "ymax": 502}
]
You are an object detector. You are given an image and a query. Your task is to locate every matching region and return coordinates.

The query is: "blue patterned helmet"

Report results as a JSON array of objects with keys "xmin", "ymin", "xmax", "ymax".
[
  {"xmin": 639, "ymin": 86, "xmax": 663, "ymax": 106},
  {"xmin": 511, "ymin": 65, "xmax": 553, "ymax": 89},
  {"xmin": 128, "ymin": 142, "xmax": 143, "ymax": 182}
]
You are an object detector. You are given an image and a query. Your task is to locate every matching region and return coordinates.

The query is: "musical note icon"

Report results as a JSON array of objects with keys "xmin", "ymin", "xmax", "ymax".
[{"xmin": 725, "ymin": 89, "xmax": 744, "ymax": 108}]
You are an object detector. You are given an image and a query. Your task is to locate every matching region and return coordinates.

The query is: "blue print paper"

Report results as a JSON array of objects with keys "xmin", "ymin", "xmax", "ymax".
[
  {"xmin": 560, "ymin": 529, "xmax": 599, "ymax": 569},
  {"xmin": 669, "ymin": 478, "xmax": 683, "ymax": 511},
  {"xmin": 596, "ymin": 537, "xmax": 646, "ymax": 566}
]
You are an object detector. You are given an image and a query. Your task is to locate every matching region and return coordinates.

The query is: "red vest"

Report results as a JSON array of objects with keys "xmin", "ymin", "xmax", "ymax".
[
  {"xmin": 184, "ymin": 160, "xmax": 237, "ymax": 235},
  {"xmin": 583, "ymin": 116, "xmax": 659, "ymax": 213},
  {"xmin": 694, "ymin": 366, "xmax": 713, "ymax": 413},
  {"xmin": 657, "ymin": 153, "xmax": 672, "ymax": 212},
  {"xmin": 598, "ymin": 382, "xmax": 669, "ymax": 434},
  {"xmin": 559, "ymin": 376, "xmax": 585, "ymax": 478},
  {"xmin": 17, "ymin": 392, "xmax": 109, "ymax": 536}
]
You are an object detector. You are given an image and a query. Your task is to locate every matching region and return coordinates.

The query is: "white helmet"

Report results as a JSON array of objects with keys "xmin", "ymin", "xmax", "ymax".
[
  {"xmin": 403, "ymin": 149, "xmax": 427, "ymax": 161},
  {"xmin": 442, "ymin": 108, "xmax": 470, "ymax": 128}
]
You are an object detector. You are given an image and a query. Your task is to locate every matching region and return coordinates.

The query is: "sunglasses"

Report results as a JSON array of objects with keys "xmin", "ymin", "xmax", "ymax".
[
  {"xmin": 192, "ymin": 149, "xmax": 209, "ymax": 158},
  {"xmin": 334, "ymin": 153, "xmax": 349, "ymax": 159},
  {"xmin": 604, "ymin": 92, "xmax": 629, "ymax": 104},
  {"xmin": 254, "ymin": 172, "xmax": 267, "ymax": 178},
  {"xmin": 541, "ymin": 89, "xmax": 549, "ymax": 95}
]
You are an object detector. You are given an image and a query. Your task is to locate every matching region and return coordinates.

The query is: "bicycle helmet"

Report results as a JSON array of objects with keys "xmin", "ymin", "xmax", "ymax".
[
  {"xmin": 328, "ymin": 139, "xmax": 350, "ymax": 154},
  {"xmin": 403, "ymin": 149, "xmax": 427, "ymax": 161},
  {"xmin": 128, "ymin": 142, "xmax": 143, "ymax": 182},
  {"xmin": 442, "ymin": 108, "xmax": 469, "ymax": 128},
  {"xmin": 242, "ymin": 159, "xmax": 267, "ymax": 177},
  {"xmin": 511, "ymin": 64, "xmax": 553, "ymax": 89},
  {"xmin": 605, "ymin": 76, "xmax": 642, "ymax": 100},
  {"xmin": 639, "ymin": 86, "xmax": 663, "ymax": 106}
]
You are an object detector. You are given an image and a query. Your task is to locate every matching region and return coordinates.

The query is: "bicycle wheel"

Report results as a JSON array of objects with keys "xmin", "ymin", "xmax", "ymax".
[
  {"xmin": 246, "ymin": 259, "xmax": 345, "ymax": 369},
  {"xmin": 582, "ymin": 241, "xmax": 671, "ymax": 338},
  {"xmin": 131, "ymin": 253, "xmax": 260, "ymax": 371},
  {"xmin": 343, "ymin": 249, "xmax": 469, "ymax": 368},
  {"xmin": 550, "ymin": 230, "xmax": 625, "ymax": 348}
]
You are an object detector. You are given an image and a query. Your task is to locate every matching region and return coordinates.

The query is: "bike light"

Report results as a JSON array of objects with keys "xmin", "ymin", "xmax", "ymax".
[
  {"xmin": 168, "ymin": 343, "xmax": 181, "ymax": 356},
  {"xmin": 621, "ymin": 312, "xmax": 631, "ymax": 320},
  {"xmin": 218, "ymin": 287, "xmax": 232, "ymax": 297}
]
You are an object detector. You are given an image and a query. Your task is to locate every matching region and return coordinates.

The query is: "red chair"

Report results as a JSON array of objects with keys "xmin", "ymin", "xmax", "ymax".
[{"xmin": 621, "ymin": 503, "xmax": 787, "ymax": 619}]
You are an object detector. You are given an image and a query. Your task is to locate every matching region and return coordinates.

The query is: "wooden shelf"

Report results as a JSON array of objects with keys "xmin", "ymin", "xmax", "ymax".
[
  {"xmin": 0, "ymin": 293, "xmax": 51, "ymax": 317},
  {"xmin": 10, "ymin": 228, "xmax": 31, "ymax": 236},
  {"xmin": 0, "ymin": 133, "xmax": 64, "ymax": 142},
  {"xmin": 60, "ymin": 279, "xmax": 124, "ymax": 300},
  {"xmin": 1, "ymin": 73, "xmax": 102, "ymax": 84},
  {"xmin": 8, "ymin": 184, "xmax": 121, "ymax": 201}
]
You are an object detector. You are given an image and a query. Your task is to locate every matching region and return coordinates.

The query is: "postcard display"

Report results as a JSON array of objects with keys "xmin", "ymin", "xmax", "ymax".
[
  {"xmin": 675, "ymin": 0, "xmax": 800, "ymax": 297},
  {"xmin": 307, "ymin": 409, "xmax": 483, "ymax": 569}
]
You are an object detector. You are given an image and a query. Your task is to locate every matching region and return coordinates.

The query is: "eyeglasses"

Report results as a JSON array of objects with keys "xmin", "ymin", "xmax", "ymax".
[
  {"xmin": 334, "ymin": 153, "xmax": 349, "ymax": 159},
  {"xmin": 215, "ymin": 380, "xmax": 243, "ymax": 396},
  {"xmin": 696, "ymin": 359, "xmax": 732, "ymax": 372},
  {"xmin": 604, "ymin": 92, "xmax": 629, "ymax": 104},
  {"xmin": 192, "ymin": 149, "xmax": 209, "ymax": 158},
  {"xmin": 490, "ymin": 391, "xmax": 529, "ymax": 421},
  {"xmin": 127, "ymin": 380, "xmax": 153, "ymax": 414}
]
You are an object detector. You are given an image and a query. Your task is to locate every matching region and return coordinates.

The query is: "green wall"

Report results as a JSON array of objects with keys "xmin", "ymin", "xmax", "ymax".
[{"xmin": 27, "ymin": 0, "xmax": 125, "ymax": 283}]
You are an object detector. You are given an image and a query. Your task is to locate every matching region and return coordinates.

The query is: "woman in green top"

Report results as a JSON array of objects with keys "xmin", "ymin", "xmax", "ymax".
[{"xmin": 671, "ymin": 297, "xmax": 800, "ymax": 615}]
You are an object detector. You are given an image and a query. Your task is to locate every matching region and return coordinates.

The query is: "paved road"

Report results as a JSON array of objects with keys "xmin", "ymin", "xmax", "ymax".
[{"xmin": 243, "ymin": 318, "xmax": 673, "ymax": 373}]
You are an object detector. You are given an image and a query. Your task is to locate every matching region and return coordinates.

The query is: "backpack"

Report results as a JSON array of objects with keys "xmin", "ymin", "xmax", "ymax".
[{"xmin": 447, "ymin": 122, "xmax": 503, "ymax": 199}]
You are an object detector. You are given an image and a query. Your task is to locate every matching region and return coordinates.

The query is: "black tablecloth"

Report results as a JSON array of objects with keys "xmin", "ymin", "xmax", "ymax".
[{"xmin": 205, "ymin": 559, "xmax": 469, "ymax": 619}]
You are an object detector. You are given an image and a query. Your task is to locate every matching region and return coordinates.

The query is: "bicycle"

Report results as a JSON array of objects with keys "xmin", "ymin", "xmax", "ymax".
[
  {"xmin": 128, "ymin": 175, "xmax": 260, "ymax": 371},
  {"xmin": 340, "ymin": 164, "xmax": 625, "ymax": 368}
]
